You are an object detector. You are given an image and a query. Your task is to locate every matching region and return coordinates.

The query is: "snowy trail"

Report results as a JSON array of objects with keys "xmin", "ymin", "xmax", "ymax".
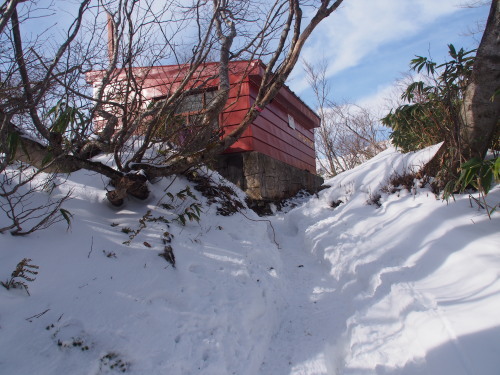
[
  {"xmin": 260, "ymin": 208, "xmax": 348, "ymax": 374},
  {"xmin": 260, "ymin": 206, "xmax": 390, "ymax": 374}
]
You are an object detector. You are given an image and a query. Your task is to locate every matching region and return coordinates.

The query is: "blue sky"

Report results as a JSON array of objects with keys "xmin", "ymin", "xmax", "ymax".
[
  {"xmin": 19, "ymin": 0, "xmax": 490, "ymax": 115},
  {"xmin": 288, "ymin": 1, "xmax": 491, "ymax": 113}
]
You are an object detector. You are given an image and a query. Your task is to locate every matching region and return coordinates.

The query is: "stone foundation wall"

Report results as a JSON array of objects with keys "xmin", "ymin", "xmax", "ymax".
[{"xmin": 215, "ymin": 152, "xmax": 324, "ymax": 200}]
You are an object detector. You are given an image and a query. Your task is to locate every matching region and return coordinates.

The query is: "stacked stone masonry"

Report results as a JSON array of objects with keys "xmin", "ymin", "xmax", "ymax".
[{"xmin": 215, "ymin": 152, "xmax": 323, "ymax": 201}]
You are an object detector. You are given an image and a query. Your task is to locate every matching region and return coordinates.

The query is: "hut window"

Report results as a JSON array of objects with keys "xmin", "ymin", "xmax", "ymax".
[
  {"xmin": 174, "ymin": 89, "xmax": 219, "ymax": 129},
  {"xmin": 172, "ymin": 89, "xmax": 220, "ymax": 147},
  {"xmin": 288, "ymin": 114, "xmax": 296, "ymax": 130},
  {"xmin": 175, "ymin": 89, "xmax": 218, "ymax": 114}
]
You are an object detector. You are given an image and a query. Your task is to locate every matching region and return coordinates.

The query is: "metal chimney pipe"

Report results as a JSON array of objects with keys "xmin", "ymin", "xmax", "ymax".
[{"xmin": 106, "ymin": 12, "xmax": 115, "ymax": 64}]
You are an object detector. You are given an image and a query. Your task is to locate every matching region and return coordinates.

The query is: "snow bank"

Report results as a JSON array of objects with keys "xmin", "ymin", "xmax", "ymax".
[
  {"xmin": 0, "ymin": 168, "xmax": 282, "ymax": 375},
  {"xmin": 262, "ymin": 145, "xmax": 500, "ymax": 374}
]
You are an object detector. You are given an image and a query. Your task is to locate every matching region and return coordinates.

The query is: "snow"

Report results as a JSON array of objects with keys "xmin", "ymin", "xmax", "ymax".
[{"xmin": 1, "ymin": 145, "xmax": 499, "ymax": 374}]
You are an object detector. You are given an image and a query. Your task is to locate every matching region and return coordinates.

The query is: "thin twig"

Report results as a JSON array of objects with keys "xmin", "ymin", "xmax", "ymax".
[
  {"xmin": 25, "ymin": 308, "xmax": 50, "ymax": 322},
  {"xmin": 88, "ymin": 236, "xmax": 94, "ymax": 258},
  {"xmin": 238, "ymin": 210, "xmax": 280, "ymax": 249}
]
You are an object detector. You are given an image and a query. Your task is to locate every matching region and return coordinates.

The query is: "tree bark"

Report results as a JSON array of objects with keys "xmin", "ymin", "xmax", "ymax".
[
  {"xmin": 425, "ymin": 0, "xmax": 499, "ymax": 181},
  {"xmin": 461, "ymin": 0, "xmax": 500, "ymax": 159}
]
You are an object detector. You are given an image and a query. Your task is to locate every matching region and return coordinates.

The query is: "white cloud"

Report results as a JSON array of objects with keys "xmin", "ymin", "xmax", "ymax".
[
  {"xmin": 290, "ymin": 0, "xmax": 462, "ymax": 93},
  {"xmin": 356, "ymin": 84, "xmax": 398, "ymax": 116}
]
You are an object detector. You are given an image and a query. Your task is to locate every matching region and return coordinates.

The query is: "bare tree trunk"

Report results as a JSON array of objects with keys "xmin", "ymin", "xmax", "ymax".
[
  {"xmin": 461, "ymin": 0, "xmax": 500, "ymax": 160},
  {"xmin": 424, "ymin": 0, "xmax": 499, "ymax": 181}
]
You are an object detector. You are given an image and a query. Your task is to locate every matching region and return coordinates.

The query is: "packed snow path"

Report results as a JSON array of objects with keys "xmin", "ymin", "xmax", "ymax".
[{"xmin": 260, "ymin": 210, "xmax": 349, "ymax": 374}]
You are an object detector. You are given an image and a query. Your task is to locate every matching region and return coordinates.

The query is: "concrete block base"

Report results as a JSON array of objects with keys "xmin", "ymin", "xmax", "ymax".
[{"xmin": 215, "ymin": 152, "xmax": 323, "ymax": 200}]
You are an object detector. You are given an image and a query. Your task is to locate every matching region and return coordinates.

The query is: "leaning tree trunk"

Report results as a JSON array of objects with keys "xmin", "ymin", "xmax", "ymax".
[{"xmin": 461, "ymin": 0, "xmax": 500, "ymax": 160}]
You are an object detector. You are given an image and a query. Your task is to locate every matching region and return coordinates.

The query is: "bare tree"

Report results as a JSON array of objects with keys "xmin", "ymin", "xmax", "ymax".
[
  {"xmin": 0, "ymin": 0, "xmax": 345, "ymax": 213},
  {"xmin": 0, "ymin": 164, "xmax": 72, "ymax": 235},
  {"xmin": 304, "ymin": 60, "xmax": 386, "ymax": 177},
  {"xmin": 460, "ymin": 0, "xmax": 491, "ymax": 8}
]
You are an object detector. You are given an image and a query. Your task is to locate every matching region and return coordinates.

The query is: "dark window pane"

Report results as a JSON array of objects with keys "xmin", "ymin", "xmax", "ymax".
[{"xmin": 175, "ymin": 92, "xmax": 204, "ymax": 113}]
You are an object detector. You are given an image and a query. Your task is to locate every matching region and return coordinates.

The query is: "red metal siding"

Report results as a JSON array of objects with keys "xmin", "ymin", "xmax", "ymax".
[
  {"xmin": 252, "ymin": 139, "xmax": 314, "ymax": 171},
  {"xmin": 251, "ymin": 125, "xmax": 316, "ymax": 166},
  {"xmin": 220, "ymin": 79, "xmax": 254, "ymax": 152},
  {"xmin": 245, "ymin": 83, "xmax": 317, "ymax": 173}
]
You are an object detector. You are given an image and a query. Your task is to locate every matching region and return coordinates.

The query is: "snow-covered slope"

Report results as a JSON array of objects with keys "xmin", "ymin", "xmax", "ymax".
[
  {"xmin": 0, "ymin": 167, "xmax": 283, "ymax": 375},
  {"xmin": 1, "ymin": 146, "xmax": 499, "ymax": 374}
]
